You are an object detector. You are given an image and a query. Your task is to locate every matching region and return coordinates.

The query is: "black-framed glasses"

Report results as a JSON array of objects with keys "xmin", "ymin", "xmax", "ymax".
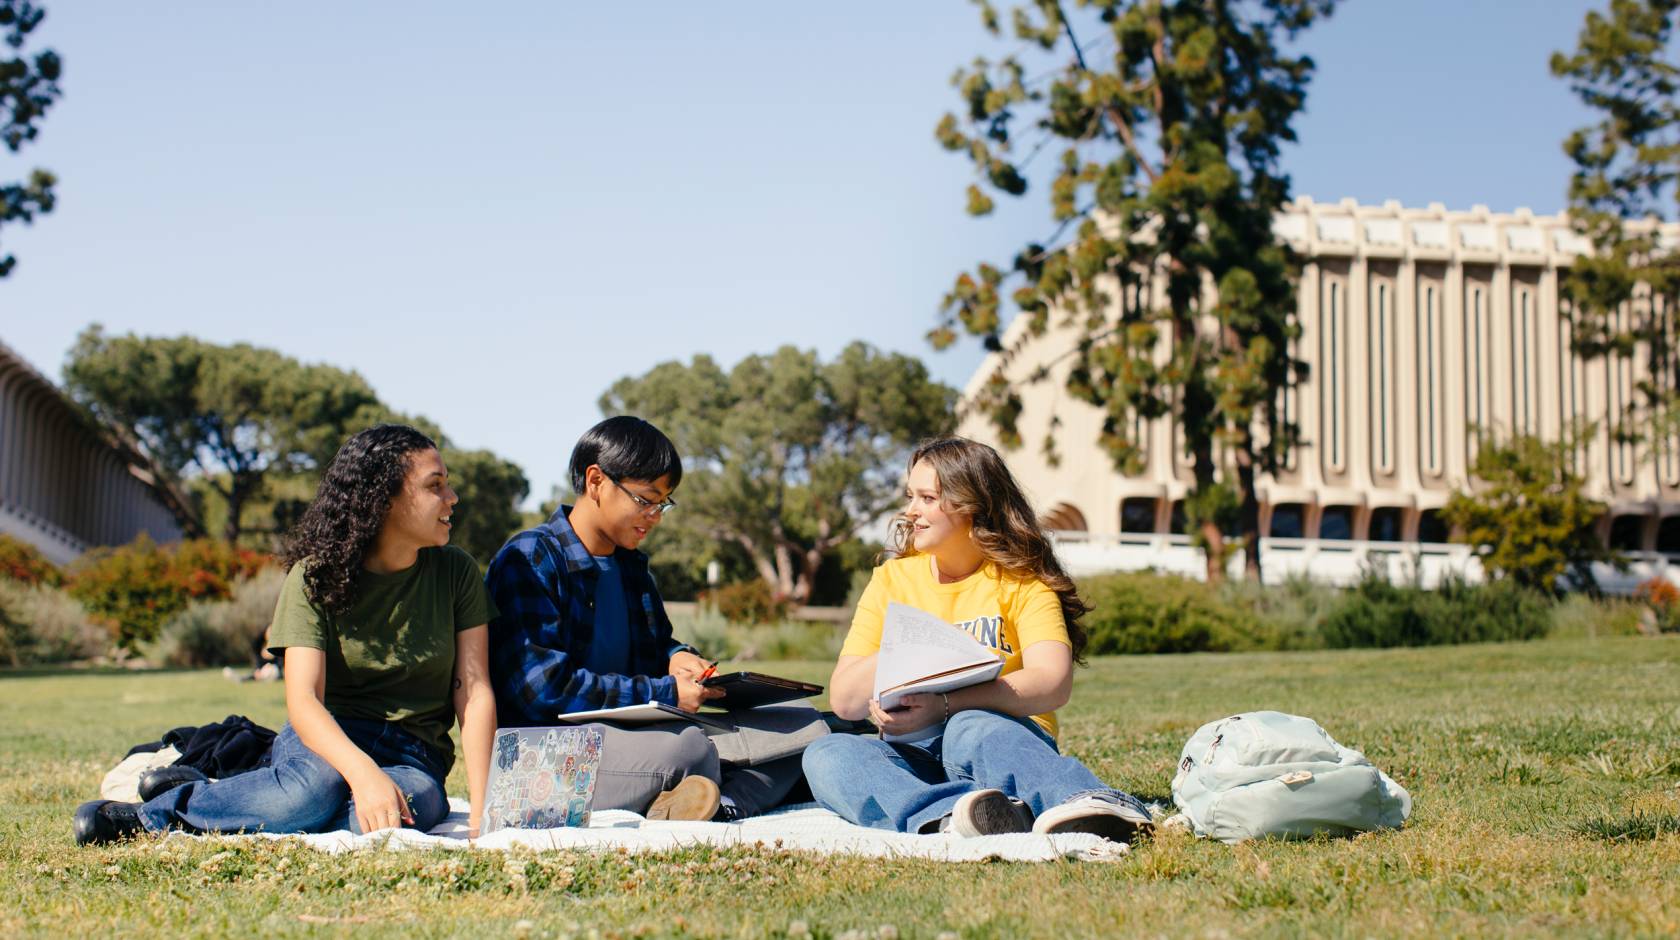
[{"xmin": 607, "ymin": 475, "xmax": 677, "ymax": 516}]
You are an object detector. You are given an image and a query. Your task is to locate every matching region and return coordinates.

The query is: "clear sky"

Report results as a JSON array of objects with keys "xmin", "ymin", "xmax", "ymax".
[{"xmin": 1, "ymin": 0, "xmax": 1605, "ymax": 507}]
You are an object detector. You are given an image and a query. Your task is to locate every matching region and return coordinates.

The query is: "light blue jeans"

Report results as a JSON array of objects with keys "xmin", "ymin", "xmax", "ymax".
[
  {"xmin": 801, "ymin": 708, "xmax": 1137, "ymax": 833},
  {"xmin": 137, "ymin": 719, "xmax": 450, "ymax": 835}
]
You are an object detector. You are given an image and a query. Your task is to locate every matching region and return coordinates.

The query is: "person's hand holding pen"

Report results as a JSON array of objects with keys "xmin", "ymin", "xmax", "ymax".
[{"xmin": 670, "ymin": 649, "xmax": 726, "ymax": 712}]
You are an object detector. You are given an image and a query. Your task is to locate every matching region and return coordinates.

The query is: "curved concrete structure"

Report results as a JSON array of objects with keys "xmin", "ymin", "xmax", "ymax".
[{"xmin": 0, "ymin": 339, "xmax": 181, "ymax": 565}]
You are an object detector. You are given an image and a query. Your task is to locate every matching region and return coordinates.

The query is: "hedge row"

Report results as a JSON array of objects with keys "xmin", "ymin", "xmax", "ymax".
[
  {"xmin": 0, "ymin": 534, "xmax": 271, "ymax": 650},
  {"xmin": 1081, "ymin": 570, "xmax": 1564, "ymax": 655}
]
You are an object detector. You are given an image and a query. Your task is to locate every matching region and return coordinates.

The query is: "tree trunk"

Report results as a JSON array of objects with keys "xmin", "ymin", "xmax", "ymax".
[
  {"xmin": 222, "ymin": 473, "xmax": 263, "ymax": 543},
  {"xmin": 223, "ymin": 495, "xmax": 244, "ymax": 544},
  {"xmin": 1235, "ymin": 441, "xmax": 1262, "ymax": 582},
  {"xmin": 772, "ymin": 541, "xmax": 796, "ymax": 600},
  {"xmin": 731, "ymin": 534, "xmax": 781, "ymax": 597},
  {"xmin": 1200, "ymin": 521, "xmax": 1225, "ymax": 583}
]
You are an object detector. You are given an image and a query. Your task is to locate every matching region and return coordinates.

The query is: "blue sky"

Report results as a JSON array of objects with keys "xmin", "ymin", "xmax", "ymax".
[{"xmin": 2, "ymin": 1, "xmax": 1604, "ymax": 506}]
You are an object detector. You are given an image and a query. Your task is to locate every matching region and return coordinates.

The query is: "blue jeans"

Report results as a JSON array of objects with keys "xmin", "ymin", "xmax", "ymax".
[
  {"xmin": 801, "ymin": 708, "xmax": 1130, "ymax": 833},
  {"xmin": 137, "ymin": 719, "xmax": 451, "ymax": 835}
]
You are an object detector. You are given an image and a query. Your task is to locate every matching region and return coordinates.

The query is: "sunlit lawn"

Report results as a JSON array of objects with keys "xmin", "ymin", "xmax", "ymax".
[{"xmin": 4, "ymin": 635, "xmax": 1679, "ymax": 938}]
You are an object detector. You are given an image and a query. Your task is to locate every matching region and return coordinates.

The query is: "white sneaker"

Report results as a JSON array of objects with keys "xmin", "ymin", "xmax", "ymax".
[
  {"xmin": 1032, "ymin": 792, "xmax": 1154, "ymax": 844},
  {"xmin": 946, "ymin": 788, "xmax": 1034, "ymax": 838}
]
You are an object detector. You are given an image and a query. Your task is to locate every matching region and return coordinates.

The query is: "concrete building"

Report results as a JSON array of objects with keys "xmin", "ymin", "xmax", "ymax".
[
  {"xmin": 957, "ymin": 198, "xmax": 1680, "ymax": 590},
  {"xmin": 0, "ymin": 338, "xmax": 181, "ymax": 564}
]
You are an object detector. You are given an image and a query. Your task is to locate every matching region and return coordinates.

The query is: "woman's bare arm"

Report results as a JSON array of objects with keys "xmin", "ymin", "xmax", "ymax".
[
  {"xmin": 826, "ymin": 653, "xmax": 878, "ymax": 721},
  {"xmin": 283, "ymin": 647, "xmax": 412, "ymax": 832},
  {"xmin": 451, "ymin": 625, "xmax": 496, "ymax": 837}
]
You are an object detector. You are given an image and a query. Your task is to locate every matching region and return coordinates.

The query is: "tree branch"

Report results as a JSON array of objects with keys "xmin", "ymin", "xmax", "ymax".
[{"xmin": 1055, "ymin": 2, "xmax": 1160, "ymax": 183}]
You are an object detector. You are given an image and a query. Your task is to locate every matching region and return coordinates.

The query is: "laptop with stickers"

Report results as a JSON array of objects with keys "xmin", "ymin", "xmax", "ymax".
[{"xmin": 482, "ymin": 724, "xmax": 605, "ymax": 833}]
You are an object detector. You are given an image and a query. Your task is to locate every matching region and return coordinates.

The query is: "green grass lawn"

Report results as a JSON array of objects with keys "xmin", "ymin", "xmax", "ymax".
[{"xmin": 4, "ymin": 636, "xmax": 1679, "ymax": 938}]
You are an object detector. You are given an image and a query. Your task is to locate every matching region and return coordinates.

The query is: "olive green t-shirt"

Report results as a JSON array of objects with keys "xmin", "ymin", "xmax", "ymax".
[{"xmin": 268, "ymin": 546, "xmax": 497, "ymax": 764}]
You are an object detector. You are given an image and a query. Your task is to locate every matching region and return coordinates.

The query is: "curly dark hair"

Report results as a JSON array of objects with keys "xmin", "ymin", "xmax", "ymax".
[{"xmin": 280, "ymin": 424, "xmax": 437, "ymax": 617}]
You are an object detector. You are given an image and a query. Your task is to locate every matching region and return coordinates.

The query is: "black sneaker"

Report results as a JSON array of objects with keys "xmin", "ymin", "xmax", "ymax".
[
  {"xmin": 947, "ymin": 788, "xmax": 1034, "ymax": 838},
  {"xmin": 73, "ymin": 800, "xmax": 146, "ymax": 846},
  {"xmin": 137, "ymin": 765, "xmax": 208, "ymax": 802},
  {"xmin": 1031, "ymin": 792, "xmax": 1154, "ymax": 844},
  {"xmin": 711, "ymin": 799, "xmax": 743, "ymax": 823}
]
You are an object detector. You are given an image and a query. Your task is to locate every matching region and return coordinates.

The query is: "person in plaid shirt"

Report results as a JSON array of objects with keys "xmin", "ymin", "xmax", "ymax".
[{"xmin": 486, "ymin": 417, "xmax": 798, "ymax": 821}]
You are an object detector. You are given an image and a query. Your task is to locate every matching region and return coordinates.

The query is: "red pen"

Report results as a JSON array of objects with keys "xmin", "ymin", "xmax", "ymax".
[{"xmin": 698, "ymin": 662, "xmax": 718, "ymax": 682}]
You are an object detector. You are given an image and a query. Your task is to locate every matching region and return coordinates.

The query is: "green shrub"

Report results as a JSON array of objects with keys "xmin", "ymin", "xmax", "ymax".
[
  {"xmin": 0, "ymin": 534, "xmax": 63, "ymax": 586},
  {"xmin": 67, "ymin": 535, "xmax": 271, "ymax": 647},
  {"xmin": 670, "ymin": 605, "xmax": 845, "ymax": 662},
  {"xmin": 1319, "ymin": 573, "xmax": 1552, "ymax": 648},
  {"xmin": 1219, "ymin": 575, "xmax": 1340, "ymax": 651},
  {"xmin": 0, "ymin": 581, "xmax": 107, "ymax": 665},
  {"xmin": 701, "ymin": 579, "xmax": 791, "ymax": 626},
  {"xmin": 1550, "ymin": 594, "xmax": 1645, "ymax": 639},
  {"xmin": 144, "ymin": 567, "xmax": 286, "ymax": 668},
  {"xmin": 1081, "ymin": 571, "xmax": 1268, "ymax": 654}
]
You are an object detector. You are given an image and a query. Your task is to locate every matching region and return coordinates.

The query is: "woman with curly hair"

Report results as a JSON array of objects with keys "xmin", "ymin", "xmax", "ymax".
[
  {"xmin": 74, "ymin": 424, "xmax": 499, "ymax": 843},
  {"xmin": 801, "ymin": 437, "xmax": 1154, "ymax": 843}
]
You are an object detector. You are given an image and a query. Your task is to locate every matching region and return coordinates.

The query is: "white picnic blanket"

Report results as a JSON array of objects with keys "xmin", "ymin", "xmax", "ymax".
[{"xmin": 169, "ymin": 798, "xmax": 1129, "ymax": 862}]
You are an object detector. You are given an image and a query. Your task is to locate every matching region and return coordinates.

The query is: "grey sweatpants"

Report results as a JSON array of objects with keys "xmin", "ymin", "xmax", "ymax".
[{"xmin": 586, "ymin": 722, "xmax": 804, "ymax": 817}]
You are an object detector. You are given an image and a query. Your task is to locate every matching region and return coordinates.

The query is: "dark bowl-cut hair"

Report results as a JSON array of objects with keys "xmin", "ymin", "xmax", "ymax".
[{"xmin": 568, "ymin": 416, "xmax": 683, "ymax": 494}]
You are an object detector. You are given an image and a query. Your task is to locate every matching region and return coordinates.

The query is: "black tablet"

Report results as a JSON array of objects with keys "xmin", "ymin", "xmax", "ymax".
[{"xmin": 701, "ymin": 671, "xmax": 825, "ymax": 710}]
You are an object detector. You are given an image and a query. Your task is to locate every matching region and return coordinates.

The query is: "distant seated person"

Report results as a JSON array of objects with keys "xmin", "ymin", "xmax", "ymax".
[
  {"xmin": 486, "ymin": 417, "xmax": 807, "ymax": 822},
  {"xmin": 223, "ymin": 627, "xmax": 281, "ymax": 682}
]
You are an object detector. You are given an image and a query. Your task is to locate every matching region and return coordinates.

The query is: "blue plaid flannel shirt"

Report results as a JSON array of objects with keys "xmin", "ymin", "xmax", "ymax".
[{"xmin": 485, "ymin": 506, "xmax": 697, "ymax": 725}]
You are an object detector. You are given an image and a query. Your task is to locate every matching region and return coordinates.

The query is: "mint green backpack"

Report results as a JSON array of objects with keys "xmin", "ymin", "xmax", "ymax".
[{"xmin": 1170, "ymin": 711, "xmax": 1412, "ymax": 844}]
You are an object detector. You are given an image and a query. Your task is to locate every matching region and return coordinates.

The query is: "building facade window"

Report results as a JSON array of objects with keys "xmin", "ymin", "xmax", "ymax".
[
  {"xmin": 1323, "ymin": 279, "xmax": 1345, "ymax": 471},
  {"xmin": 1371, "ymin": 280, "xmax": 1393, "ymax": 473},
  {"xmin": 1269, "ymin": 503, "xmax": 1305, "ymax": 539},
  {"xmin": 1318, "ymin": 506, "xmax": 1354, "ymax": 541},
  {"xmin": 1369, "ymin": 507, "xmax": 1403, "ymax": 542},
  {"xmin": 1417, "ymin": 509, "xmax": 1449, "ymax": 544},
  {"xmin": 1120, "ymin": 498, "xmax": 1157, "ymax": 533},
  {"xmin": 1560, "ymin": 297, "xmax": 1584, "ymax": 474},
  {"xmin": 1420, "ymin": 281, "xmax": 1443, "ymax": 476},
  {"xmin": 1514, "ymin": 286, "xmax": 1534, "ymax": 434},
  {"xmin": 1657, "ymin": 517, "xmax": 1680, "ymax": 555},
  {"xmin": 1041, "ymin": 503, "xmax": 1088, "ymax": 533},
  {"xmin": 1610, "ymin": 514, "xmax": 1645, "ymax": 552},
  {"xmin": 1613, "ymin": 304, "xmax": 1635, "ymax": 484},
  {"xmin": 1467, "ymin": 284, "xmax": 1486, "ymax": 441}
]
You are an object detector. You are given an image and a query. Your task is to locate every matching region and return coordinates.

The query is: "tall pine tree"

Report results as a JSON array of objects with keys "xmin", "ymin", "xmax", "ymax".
[
  {"xmin": 933, "ymin": 0, "xmax": 1332, "ymax": 581},
  {"xmin": 1553, "ymin": 0, "xmax": 1680, "ymax": 456}
]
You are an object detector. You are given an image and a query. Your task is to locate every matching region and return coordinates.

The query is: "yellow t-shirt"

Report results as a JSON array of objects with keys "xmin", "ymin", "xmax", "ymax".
[{"xmin": 839, "ymin": 555, "xmax": 1071, "ymax": 739}]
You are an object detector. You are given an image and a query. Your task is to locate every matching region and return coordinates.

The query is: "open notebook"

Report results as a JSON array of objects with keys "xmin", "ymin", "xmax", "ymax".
[{"xmin": 874, "ymin": 602, "xmax": 1004, "ymax": 741}]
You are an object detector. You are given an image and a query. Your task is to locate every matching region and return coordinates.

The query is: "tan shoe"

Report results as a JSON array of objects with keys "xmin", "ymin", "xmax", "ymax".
[{"xmin": 645, "ymin": 776, "xmax": 721, "ymax": 821}]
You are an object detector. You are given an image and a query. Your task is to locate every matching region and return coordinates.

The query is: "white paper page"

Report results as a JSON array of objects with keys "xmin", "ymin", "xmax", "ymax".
[
  {"xmin": 876, "ymin": 660, "xmax": 1005, "ymax": 710},
  {"xmin": 556, "ymin": 703, "xmax": 735, "ymax": 731},
  {"xmin": 873, "ymin": 602, "xmax": 1002, "ymax": 699}
]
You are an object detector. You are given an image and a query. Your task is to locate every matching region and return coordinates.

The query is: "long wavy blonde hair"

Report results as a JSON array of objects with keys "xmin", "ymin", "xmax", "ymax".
[{"xmin": 888, "ymin": 437, "xmax": 1091, "ymax": 663}]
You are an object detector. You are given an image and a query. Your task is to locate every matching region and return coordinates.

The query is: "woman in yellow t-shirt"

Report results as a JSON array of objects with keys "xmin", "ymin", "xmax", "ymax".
[{"xmin": 801, "ymin": 438, "xmax": 1153, "ymax": 842}]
